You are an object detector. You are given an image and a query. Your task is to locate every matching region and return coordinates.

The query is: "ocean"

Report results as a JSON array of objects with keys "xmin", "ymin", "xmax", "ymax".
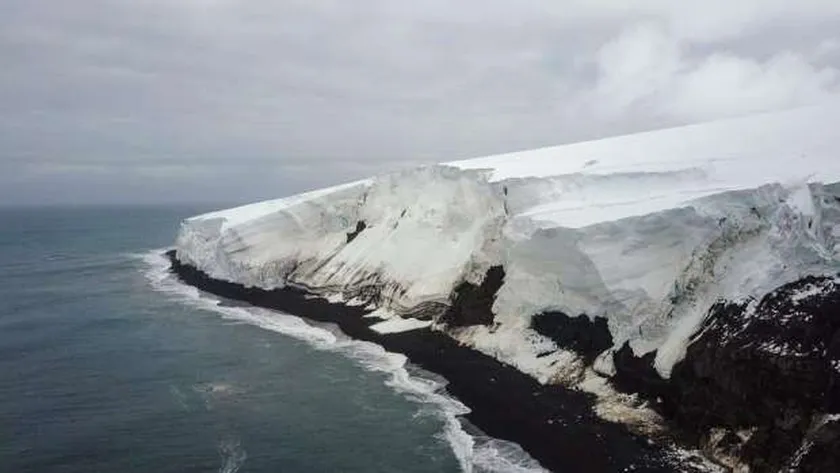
[{"xmin": 0, "ymin": 206, "xmax": 543, "ymax": 473}]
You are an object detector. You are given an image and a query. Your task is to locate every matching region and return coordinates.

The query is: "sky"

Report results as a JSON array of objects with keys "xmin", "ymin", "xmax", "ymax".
[{"xmin": 2, "ymin": 1, "xmax": 840, "ymax": 206}]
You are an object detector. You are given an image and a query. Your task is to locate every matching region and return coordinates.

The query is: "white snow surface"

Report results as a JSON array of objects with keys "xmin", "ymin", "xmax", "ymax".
[
  {"xmin": 452, "ymin": 102, "xmax": 840, "ymax": 229},
  {"xmin": 177, "ymin": 102, "xmax": 840, "ymax": 383},
  {"xmin": 370, "ymin": 317, "xmax": 433, "ymax": 334}
]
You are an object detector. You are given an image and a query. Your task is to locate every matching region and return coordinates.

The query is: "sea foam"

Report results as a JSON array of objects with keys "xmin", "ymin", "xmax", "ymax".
[{"xmin": 141, "ymin": 249, "xmax": 548, "ymax": 473}]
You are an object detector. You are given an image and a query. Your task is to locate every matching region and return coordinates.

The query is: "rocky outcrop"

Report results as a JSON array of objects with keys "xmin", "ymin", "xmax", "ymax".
[
  {"xmin": 531, "ymin": 311, "xmax": 612, "ymax": 365},
  {"xmin": 345, "ymin": 220, "xmax": 366, "ymax": 243},
  {"xmin": 439, "ymin": 266, "xmax": 505, "ymax": 327},
  {"xmin": 609, "ymin": 275, "xmax": 840, "ymax": 472}
]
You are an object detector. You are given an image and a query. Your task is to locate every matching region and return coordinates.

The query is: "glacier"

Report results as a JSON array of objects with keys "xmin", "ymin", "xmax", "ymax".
[{"xmin": 173, "ymin": 101, "xmax": 840, "ymax": 472}]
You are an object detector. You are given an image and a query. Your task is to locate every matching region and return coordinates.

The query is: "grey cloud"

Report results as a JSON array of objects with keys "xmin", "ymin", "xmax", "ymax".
[{"xmin": 1, "ymin": 1, "xmax": 840, "ymax": 205}]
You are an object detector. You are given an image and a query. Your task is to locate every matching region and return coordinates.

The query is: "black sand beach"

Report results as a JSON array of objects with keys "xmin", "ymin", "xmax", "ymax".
[{"xmin": 166, "ymin": 251, "xmax": 699, "ymax": 473}]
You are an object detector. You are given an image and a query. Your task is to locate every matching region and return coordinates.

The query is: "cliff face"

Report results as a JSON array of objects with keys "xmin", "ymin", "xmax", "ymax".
[
  {"xmin": 174, "ymin": 103, "xmax": 840, "ymax": 471},
  {"xmin": 611, "ymin": 276, "xmax": 840, "ymax": 472}
]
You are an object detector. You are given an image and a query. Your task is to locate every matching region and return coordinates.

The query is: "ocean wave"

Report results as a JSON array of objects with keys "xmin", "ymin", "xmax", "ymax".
[
  {"xmin": 218, "ymin": 435, "xmax": 247, "ymax": 473},
  {"xmin": 140, "ymin": 249, "xmax": 548, "ymax": 473}
]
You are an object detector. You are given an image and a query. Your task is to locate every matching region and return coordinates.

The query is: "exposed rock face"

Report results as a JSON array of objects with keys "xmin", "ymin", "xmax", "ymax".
[
  {"xmin": 787, "ymin": 416, "xmax": 840, "ymax": 473},
  {"xmin": 612, "ymin": 343, "xmax": 673, "ymax": 408},
  {"xmin": 531, "ymin": 312, "xmax": 613, "ymax": 365},
  {"xmin": 610, "ymin": 275, "xmax": 840, "ymax": 472},
  {"xmin": 439, "ymin": 266, "xmax": 505, "ymax": 327},
  {"xmin": 345, "ymin": 220, "xmax": 366, "ymax": 243}
]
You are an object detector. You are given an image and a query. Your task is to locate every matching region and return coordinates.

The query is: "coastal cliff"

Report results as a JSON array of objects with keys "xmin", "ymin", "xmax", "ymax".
[{"xmin": 170, "ymin": 103, "xmax": 840, "ymax": 472}]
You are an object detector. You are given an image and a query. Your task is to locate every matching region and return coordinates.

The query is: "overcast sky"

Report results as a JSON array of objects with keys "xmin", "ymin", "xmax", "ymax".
[{"xmin": 2, "ymin": 1, "xmax": 840, "ymax": 205}]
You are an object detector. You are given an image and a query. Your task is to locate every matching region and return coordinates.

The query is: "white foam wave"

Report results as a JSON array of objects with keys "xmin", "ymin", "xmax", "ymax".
[
  {"xmin": 472, "ymin": 438, "xmax": 550, "ymax": 473},
  {"xmin": 218, "ymin": 436, "xmax": 247, "ymax": 473},
  {"xmin": 140, "ymin": 250, "xmax": 548, "ymax": 473}
]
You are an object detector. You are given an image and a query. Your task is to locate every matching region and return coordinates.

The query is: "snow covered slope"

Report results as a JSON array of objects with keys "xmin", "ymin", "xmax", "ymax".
[{"xmin": 177, "ymin": 166, "xmax": 507, "ymax": 316}]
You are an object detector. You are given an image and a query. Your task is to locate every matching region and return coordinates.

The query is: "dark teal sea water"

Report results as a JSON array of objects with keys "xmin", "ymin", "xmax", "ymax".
[{"xmin": 0, "ymin": 207, "xmax": 508, "ymax": 473}]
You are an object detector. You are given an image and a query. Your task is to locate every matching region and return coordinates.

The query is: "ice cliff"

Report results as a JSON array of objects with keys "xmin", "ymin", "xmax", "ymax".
[{"xmin": 175, "ymin": 102, "xmax": 840, "ymax": 472}]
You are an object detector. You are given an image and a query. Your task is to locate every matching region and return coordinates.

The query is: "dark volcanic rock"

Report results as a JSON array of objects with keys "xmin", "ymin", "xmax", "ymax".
[
  {"xmin": 667, "ymin": 275, "xmax": 840, "ymax": 472},
  {"xmin": 439, "ymin": 266, "xmax": 505, "ymax": 327},
  {"xmin": 531, "ymin": 311, "xmax": 612, "ymax": 364},
  {"xmin": 592, "ymin": 275, "xmax": 840, "ymax": 472},
  {"xmin": 611, "ymin": 343, "xmax": 673, "ymax": 412},
  {"xmin": 346, "ymin": 220, "xmax": 367, "ymax": 243},
  {"xmin": 788, "ymin": 416, "xmax": 840, "ymax": 473}
]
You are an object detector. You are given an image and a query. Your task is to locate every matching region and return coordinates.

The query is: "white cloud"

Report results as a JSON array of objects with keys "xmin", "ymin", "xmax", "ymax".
[
  {"xmin": 584, "ymin": 23, "xmax": 840, "ymax": 122},
  {"xmin": 2, "ymin": 1, "xmax": 840, "ymax": 204},
  {"xmin": 671, "ymin": 51, "xmax": 839, "ymax": 120},
  {"xmin": 588, "ymin": 24, "xmax": 682, "ymax": 118}
]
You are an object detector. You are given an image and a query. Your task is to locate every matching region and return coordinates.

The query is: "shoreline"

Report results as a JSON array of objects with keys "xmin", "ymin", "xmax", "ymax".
[{"xmin": 166, "ymin": 251, "xmax": 692, "ymax": 473}]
